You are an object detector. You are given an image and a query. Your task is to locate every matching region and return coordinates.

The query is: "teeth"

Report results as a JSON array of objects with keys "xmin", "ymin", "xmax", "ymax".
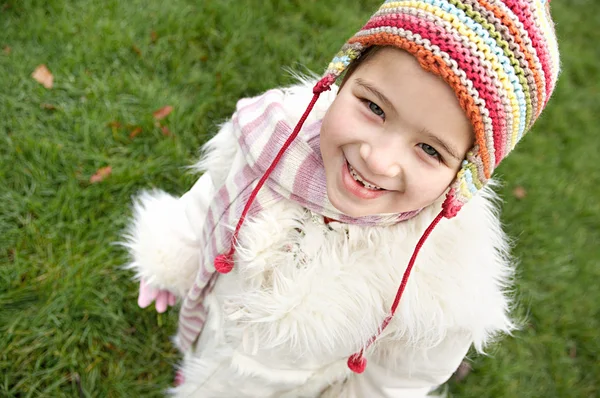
[{"xmin": 348, "ymin": 164, "xmax": 383, "ymax": 190}]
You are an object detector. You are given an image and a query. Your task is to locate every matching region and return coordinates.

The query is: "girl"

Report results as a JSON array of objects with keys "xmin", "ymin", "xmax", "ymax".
[{"xmin": 124, "ymin": 0, "xmax": 560, "ymax": 396}]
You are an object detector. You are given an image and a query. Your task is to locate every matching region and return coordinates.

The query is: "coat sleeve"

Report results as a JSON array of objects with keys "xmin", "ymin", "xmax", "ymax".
[
  {"xmin": 323, "ymin": 330, "xmax": 472, "ymax": 398},
  {"xmin": 122, "ymin": 121, "xmax": 237, "ymax": 298}
]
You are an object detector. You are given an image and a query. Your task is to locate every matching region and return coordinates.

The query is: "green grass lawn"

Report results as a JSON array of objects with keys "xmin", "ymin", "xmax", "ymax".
[{"xmin": 1, "ymin": 0, "xmax": 598, "ymax": 396}]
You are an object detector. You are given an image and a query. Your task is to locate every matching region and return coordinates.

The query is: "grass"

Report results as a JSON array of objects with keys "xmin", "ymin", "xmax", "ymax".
[{"xmin": 1, "ymin": 0, "xmax": 598, "ymax": 396}]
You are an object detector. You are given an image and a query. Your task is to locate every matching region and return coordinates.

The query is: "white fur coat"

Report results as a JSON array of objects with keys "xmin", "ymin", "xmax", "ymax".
[{"xmin": 123, "ymin": 82, "xmax": 515, "ymax": 397}]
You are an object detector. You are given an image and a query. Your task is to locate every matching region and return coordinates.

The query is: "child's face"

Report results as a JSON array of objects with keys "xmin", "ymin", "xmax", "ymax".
[{"xmin": 320, "ymin": 47, "xmax": 474, "ymax": 217}]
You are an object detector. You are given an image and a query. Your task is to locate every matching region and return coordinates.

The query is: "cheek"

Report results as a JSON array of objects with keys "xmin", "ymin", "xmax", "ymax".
[
  {"xmin": 410, "ymin": 168, "xmax": 457, "ymax": 202},
  {"xmin": 320, "ymin": 110, "xmax": 345, "ymax": 168},
  {"xmin": 319, "ymin": 120, "xmax": 337, "ymax": 159},
  {"xmin": 320, "ymin": 98, "xmax": 355, "ymax": 143}
]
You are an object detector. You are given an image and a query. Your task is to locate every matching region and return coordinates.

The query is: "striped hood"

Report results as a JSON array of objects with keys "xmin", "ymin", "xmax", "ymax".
[{"xmin": 320, "ymin": 0, "xmax": 560, "ymax": 217}]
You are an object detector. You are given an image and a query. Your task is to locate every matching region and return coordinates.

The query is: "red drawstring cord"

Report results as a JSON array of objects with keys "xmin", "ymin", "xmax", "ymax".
[
  {"xmin": 214, "ymin": 79, "xmax": 332, "ymax": 273},
  {"xmin": 347, "ymin": 209, "xmax": 445, "ymax": 373}
]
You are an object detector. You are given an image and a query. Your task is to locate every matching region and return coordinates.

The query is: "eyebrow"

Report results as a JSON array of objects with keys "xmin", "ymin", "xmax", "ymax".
[
  {"xmin": 354, "ymin": 78, "xmax": 396, "ymax": 114},
  {"xmin": 421, "ymin": 130, "xmax": 462, "ymax": 161},
  {"xmin": 354, "ymin": 78, "xmax": 463, "ymax": 162}
]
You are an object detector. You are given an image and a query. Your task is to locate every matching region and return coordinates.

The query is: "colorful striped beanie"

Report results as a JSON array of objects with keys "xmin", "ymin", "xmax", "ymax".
[
  {"xmin": 213, "ymin": 0, "xmax": 560, "ymax": 375},
  {"xmin": 322, "ymin": 0, "xmax": 560, "ymax": 217}
]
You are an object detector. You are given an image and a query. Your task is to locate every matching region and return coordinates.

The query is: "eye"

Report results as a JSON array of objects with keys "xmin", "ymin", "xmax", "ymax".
[
  {"xmin": 367, "ymin": 101, "xmax": 385, "ymax": 119},
  {"xmin": 418, "ymin": 143, "xmax": 441, "ymax": 159}
]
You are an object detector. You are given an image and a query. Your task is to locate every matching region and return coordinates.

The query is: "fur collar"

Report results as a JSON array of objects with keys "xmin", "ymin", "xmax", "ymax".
[{"xmin": 195, "ymin": 79, "xmax": 515, "ymax": 363}]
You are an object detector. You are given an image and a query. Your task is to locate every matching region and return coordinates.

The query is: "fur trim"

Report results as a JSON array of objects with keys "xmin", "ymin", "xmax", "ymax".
[
  {"xmin": 190, "ymin": 119, "xmax": 238, "ymax": 188},
  {"xmin": 121, "ymin": 190, "xmax": 200, "ymax": 297},
  {"xmin": 214, "ymin": 182, "xmax": 514, "ymax": 366}
]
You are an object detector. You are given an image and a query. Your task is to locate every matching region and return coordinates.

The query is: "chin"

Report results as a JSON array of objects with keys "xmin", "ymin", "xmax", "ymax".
[
  {"xmin": 335, "ymin": 205, "xmax": 369, "ymax": 218},
  {"xmin": 333, "ymin": 205, "xmax": 369, "ymax": 218},
  {"xmin": 327, "ymin": 191, "xmax": 370, "ymax": 218}
]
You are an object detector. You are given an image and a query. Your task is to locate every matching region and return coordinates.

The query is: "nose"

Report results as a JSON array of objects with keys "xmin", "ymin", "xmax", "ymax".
[{"xmin": 360, "ymin": 143, "xmax": 401, "ymax": 178}]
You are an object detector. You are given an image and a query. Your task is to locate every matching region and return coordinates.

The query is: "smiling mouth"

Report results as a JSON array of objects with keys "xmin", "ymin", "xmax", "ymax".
[{"xmin": 347, "ymin": 162, "xmax": 384, "ymax": 191}]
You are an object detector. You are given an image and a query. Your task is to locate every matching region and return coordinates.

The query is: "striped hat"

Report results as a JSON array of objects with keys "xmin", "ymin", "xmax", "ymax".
[{"xmin": 320, "ymin": 0, "xmax": 560, "ymax": 217}]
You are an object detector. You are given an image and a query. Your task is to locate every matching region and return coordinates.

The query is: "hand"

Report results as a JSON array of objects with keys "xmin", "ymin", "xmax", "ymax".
[{"xmin": 138, "ymin": 279, "xmax": 177, "ymax": 313}]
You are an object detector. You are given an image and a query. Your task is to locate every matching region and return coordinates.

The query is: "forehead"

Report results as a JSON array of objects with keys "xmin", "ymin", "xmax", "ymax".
[
  {"xmin": 352, "ymin": 47, "xmax": 452, "ymax": 96},
  {"xmin": 350, "ymin": 47, "xmax": 473, "ymax": 143}
]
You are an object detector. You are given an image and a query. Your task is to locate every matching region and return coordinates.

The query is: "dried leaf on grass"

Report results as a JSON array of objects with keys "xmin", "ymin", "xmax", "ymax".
[
  {"xmin": 160, "ymin": 125, "xmax": 171, "ymax": 136},
  {"xmin": 107, "ymin": 120, "xmax": 122, "ymax": 129},
  {"xmin": 150, "ymin": 31, "xmax": 158, "ymax": 43},
  {"xmin": 90, "ymin": 166, "xmax": 112, "ymax": 183},
  {"xmin": 3, "ymin": 46, "xmax": 11, "ymax": 55},
  {"xmin": 513, "ymin": 186, "xmax": 527, "ymax": 199},
  {"xmin": 129, "ymin": 127, "xmax": 142, "ymax": 139},
  {"xmin": 32, "ymin": 64, "xmax": 54, "ymax": 89},
  {"xmin": 40, "ymin": 103, "xmax": 57, "ymax": 111},
  {"xmin": 154, "ymin": 120, "xmax": 173, "ymax": 136},
  {"xmin": 153, "ymin": 105, "xmax": 173, "ymax": 120}
]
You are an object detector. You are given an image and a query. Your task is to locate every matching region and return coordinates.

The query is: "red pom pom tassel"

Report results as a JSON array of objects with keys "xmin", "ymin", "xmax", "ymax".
[
  {"xmin": 214, "ymin": 253, "xmax": 234, "ymax": 274},
  {"xmin": 313, "ymin": 77, "xmax": 333, "ymax": 94},
  {"xmin": 347, "ymin": 353, "xmax": 367, "ymax": 374}
]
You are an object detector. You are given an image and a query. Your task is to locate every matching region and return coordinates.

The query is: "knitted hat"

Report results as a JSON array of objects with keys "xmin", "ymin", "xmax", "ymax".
[
  {"xmin": 214, "ymin": 0, "xmax": 560, "ymax": 375},
  {"xmin": 322, "ymin": 0, "xmax": 560, "ymax": 218}
]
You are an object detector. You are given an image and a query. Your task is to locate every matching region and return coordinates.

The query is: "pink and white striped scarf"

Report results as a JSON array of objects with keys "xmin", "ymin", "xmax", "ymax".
[{"xmin": 176, "ymin": 88, "xmax": 418, "ymax": 351}]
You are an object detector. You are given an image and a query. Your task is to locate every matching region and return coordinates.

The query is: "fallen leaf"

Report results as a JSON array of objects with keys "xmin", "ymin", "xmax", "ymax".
[
  {"xmin": 453, "ymin": 361, "xmax": 472, "ymax": 382},
  {"xmin": 90, "ymin": 166, "xmax": 112, "ymax": 183},
  {"xmin": 513, "ymin": 186, "xmax": 527, "ymax": 199},
  {"xmin": 160, "ymin": 125, "xmax": 171, "ymax": 136},
  {"xmin": 569, "ymin": 344, "xmax": 577, "ymax": 359},
  {"xmin": 150, "ymin": 31, "xmax": 158, "ymax": 43},
  {"xmin": 3, "ymin": 46, "xmax": 11, "ymax": 55},
  {"xmin": 153, "ymin": 105, "xmax": 173, "ymax": 120},
  {"xmin": 40, "ymin": 103, "xmax": 57, "ymax": 110},
  {"xmin": 129, "ymin": 126, "xmax": 142, "ymax": 139},
  {"xmin": 104, "ymin": 342, "xmax": 124, "ymax": 354},
  {"xmin": 32, "ymin": 64, "xmax": 54, "ymax": 89},
  {"xmin": 132, "ymin": 44, "xmax": 142, "ymax": 56},
  {"xmin": 2, "ymin": 3, "xmax": 11, "ymax": 11},
  {"xmin": 107, "ymin": 120, "xmax": 122, "ymax": 129}
]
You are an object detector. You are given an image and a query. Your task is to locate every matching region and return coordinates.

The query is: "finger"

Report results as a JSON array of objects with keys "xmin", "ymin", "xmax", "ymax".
[
  {"xmin": 155, "ymin": 291, "xmax": 168, "ymax": 313},
  {"xmin": 174, "ymin": 369, "xmax": 185, "ymax": 386},
  {"xmin": 168, "ymin": 292, "xmax": 177, "ymax": 306},
  {"xmin": 138, "ymin": 281, "xmax": 158, "ymax": 308}
]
